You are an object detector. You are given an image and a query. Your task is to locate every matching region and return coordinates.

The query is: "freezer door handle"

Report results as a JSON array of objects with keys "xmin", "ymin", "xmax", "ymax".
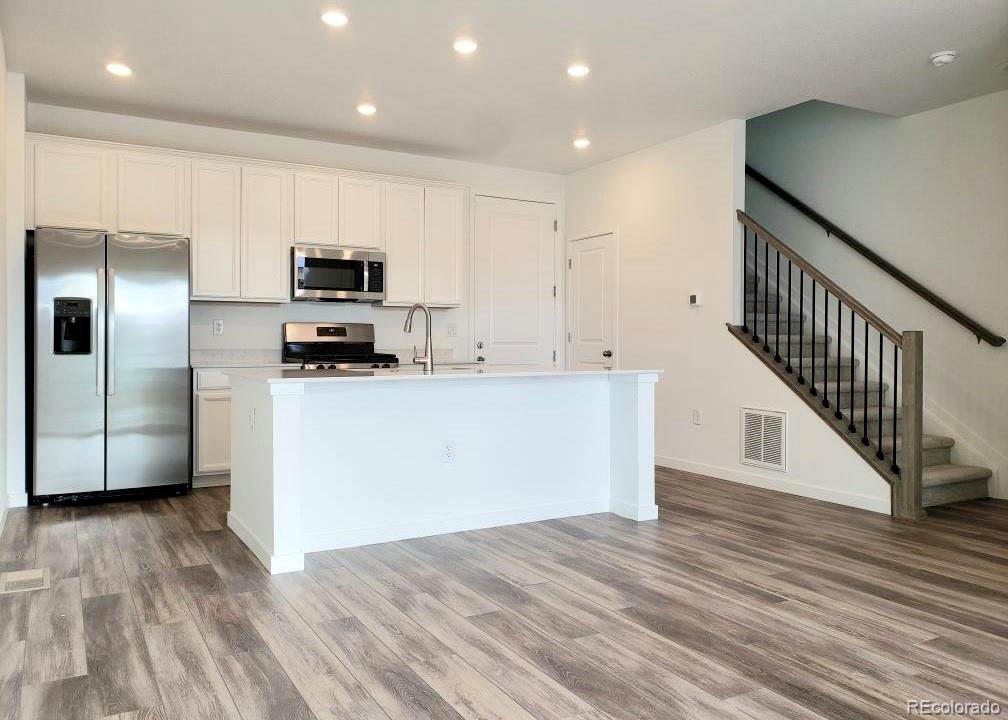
[
  {"xmin": 96, "ymin": 267, "xmax": 105, "ymax": 396},
  {"xmin": 107, "ymin": 268, "xmax": 116, "ymax": 396}
]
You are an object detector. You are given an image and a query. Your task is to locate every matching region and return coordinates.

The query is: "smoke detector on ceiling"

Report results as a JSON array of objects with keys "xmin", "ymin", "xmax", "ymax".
[{"xmin": 929, "ymin": 50, "xmax": 958, "ymax": 67}]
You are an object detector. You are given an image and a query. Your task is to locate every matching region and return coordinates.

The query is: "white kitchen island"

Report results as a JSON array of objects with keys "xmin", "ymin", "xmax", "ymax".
[{"xmin": 225, "ymin": 365, "xmax": 661, "ymax": 573}]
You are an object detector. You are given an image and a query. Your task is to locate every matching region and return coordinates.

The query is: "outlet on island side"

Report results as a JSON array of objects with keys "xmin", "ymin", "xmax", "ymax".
[
  {"xmin": 212, "ymin": 319, "xmax": 224, "ymax": 336},
  {"xmin": 692, "ymin": 408, "xmax": 702, "ymax": 426},
  {"xmin": 442, "ymin": 441, "xmax": 456, "ymax": 464},
  {"xmin": 446, "ymin": 323, "xmax": 458, "ymax": 337}
]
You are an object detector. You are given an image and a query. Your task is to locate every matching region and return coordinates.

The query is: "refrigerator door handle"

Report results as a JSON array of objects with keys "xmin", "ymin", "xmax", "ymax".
[
  {"xmin": 96, "ymin": 267, "xmax": 105, "ymax": 396},
  {"xmin": 107, "ymin": 267, "xmax": 116, "ymax": 396}
]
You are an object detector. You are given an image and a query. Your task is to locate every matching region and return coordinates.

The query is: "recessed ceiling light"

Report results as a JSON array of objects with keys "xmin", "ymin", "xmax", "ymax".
[
  {"xmin": 356, "ymin": 103, "xmax": 377, "ymax": 116},
  {"xmin": 105, "ymin": 62, "xmax": 132, "ymax": 77},
  {"xmin": 567, "ymin": 63, "xmax": 590, "ymax": 78},
  {"xmin": 573, "ymin": 137, "xmax": 591, "ymax": 150},
  {"xmin": 453, "ymin": 38, "xmax": 478, "ymax": 55},
  {"xmin": 321, "ymin": 10, "xmax": 348, "ymax": 27},
  {"xmin": 929, "ymin": 50, "xmax": 958, "ymax": 67}
]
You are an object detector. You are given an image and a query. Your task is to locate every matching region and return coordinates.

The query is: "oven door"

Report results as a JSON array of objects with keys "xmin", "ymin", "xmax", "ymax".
[{"xmin": 292, "ymin": 246, "xmax": 385, "ymax": 301}]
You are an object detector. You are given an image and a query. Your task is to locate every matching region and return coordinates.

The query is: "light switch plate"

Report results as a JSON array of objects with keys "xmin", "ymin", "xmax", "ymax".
[{"xmin": 689, "ymin": 293, "xmax": 703, "ymax": 308}]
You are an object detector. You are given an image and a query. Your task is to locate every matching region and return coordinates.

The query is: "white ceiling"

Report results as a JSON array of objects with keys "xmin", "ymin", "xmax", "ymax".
[{"xmin": 2, "ymin": 0, "xmax": 1006, "ymax": 173}]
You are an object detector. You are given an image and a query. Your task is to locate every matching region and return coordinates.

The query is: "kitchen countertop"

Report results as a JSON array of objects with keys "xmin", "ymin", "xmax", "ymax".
[{"xmin": 226, "ymin": 364, "xmax": 662, "ymax": 385}]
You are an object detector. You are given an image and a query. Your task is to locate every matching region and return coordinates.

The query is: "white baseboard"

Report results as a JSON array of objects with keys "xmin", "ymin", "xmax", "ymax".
[
  {"xmin": 610, "ymin": 497, "xmax": 659, "ymax": 521},
  {"xmin": 192, "ymin": 475, "xmax": 231, "ymax": 489},
  {"xmin": 226, "ymin": 510, "xmax": 304, "ymax": 575},
  {"xmin": 301, "ymin": 496, "xmax": 612, "ymax": 554},
  {"xmin": 657, "ymin": 455, "xmax": 891, "ymax": 515},
  {"xmin": 7, "ymin": 492, "xmax": 28, "ymax": 508}
]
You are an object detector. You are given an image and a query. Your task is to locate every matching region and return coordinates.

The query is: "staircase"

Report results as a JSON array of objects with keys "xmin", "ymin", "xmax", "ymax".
[{"xmin": 729, "ymin": 210, "xmax": 992, "ymax": 519}]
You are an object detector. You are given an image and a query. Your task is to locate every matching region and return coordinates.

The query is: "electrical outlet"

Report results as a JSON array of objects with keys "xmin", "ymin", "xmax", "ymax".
[
  {"xmin": 442, "ymin": 441, "xmax": 456, "ymax": 464},
  {"xmin": 212, "ymin": 319, "xmax": 224, "ymax": 336},
  {"xmin": 692, "ymin": 408, "xmax": 702, "ymax": 425},
  {"xmin": 446, "ymin": 324, "xmax": 457, "ymax": 337}
]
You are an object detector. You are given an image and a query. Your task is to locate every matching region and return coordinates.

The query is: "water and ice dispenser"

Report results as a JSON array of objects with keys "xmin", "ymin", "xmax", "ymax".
[{"xmin": 53, "ymin": 297, "xmax": 92, "ymax": 355}]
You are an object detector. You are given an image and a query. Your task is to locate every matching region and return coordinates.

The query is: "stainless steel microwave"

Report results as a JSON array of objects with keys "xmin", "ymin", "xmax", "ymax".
[{"xmin": 291, "ymin": 245, "xmax": 386, "ymax": 302}]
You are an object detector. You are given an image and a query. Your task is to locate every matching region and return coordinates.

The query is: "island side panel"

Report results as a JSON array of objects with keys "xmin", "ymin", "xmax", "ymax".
[
  {"xmin": 609, "ymin": 373, "xmax": 660, "ymax": 521},
  {"xmin": 295, "ymin": 375, "xmax": 613, "ymax": 552},
  {"xmin": 227, "ymin": 376, "xmax": 307, "ymax": 573}
]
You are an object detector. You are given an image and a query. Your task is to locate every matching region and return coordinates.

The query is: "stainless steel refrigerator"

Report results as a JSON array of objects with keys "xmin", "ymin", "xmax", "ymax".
[{"xmin": 31, "ymin": 228, "xmax": 190, "ymax": 500}]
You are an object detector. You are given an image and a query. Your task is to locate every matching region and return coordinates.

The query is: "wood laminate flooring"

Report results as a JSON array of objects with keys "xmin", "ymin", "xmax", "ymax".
[{"xmin": 1, "ymin": 469, "xmax": 1006, "ymax": 719}]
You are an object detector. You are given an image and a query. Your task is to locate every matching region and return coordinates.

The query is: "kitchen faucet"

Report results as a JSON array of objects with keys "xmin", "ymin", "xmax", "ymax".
[{"xmin": 403, "ymin": 303, "xmax": 434, "ymax": 372}]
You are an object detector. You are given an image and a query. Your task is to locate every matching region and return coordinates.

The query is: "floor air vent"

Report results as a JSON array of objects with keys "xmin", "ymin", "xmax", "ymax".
[
  {"xmin": 741, "ymin": 408, "xmax": 787, "ymax": 471},
  {"xmin": 0, "ymin": 568, "xmax": 51, "ymax": 594}
]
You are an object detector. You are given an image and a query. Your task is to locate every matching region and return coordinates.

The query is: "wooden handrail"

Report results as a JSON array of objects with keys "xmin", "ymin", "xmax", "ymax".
[
  {"xmin": 737, "ymin": 210, "xmax": 904, "ymax": 346},
  {"xmin": 746, "ymin": 165, "xmax": 1005, "ymax": 347}
]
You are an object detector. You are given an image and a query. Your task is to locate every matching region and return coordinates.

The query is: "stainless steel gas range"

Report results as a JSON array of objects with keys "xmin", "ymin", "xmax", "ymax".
[{"xmin": 282, "ymin": 322, "xmax": 399, "ymax": 370}]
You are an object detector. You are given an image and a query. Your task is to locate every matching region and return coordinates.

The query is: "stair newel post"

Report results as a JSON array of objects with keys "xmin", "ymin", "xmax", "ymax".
[
  {"xmin": 894, "ymin": 331, "xmax": 925, "ymax": 520},
  {"xmin": 763, "ymin": 241, "xmax": 770, "ymax": 352},
  {"xmin": 742, "ymin": 226, "xmax": 749, "ymax": 334},
  {"xmin": 848, "ymin": 307, "xmax": 857, "ymax": 432},
  {"xmin": 834, "ymin": 299, "xmax": 843, "ymax": 420},
  {"xmin": 810, "ymin": 279, "xmax": 817, "ymax": 396},
  {"xmin": 774, "ymin": 250, "xmax": 781, "ymax": 363},
  {"xmin": 822, "ymin": 291, "xmax": 830, "ymax": 408},
  {"xmin": 862, "ymin": 320, "xmax": 869, "ymax": 445}
]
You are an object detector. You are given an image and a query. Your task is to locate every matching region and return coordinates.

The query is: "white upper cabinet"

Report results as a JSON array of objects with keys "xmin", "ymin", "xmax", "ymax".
[
  {"xmin": 117, "ymin": 151, "xmax": 189, "ymax": 236},
  {"xmin": 424, "ymin": 186, "xmax": 466, "ymax": 306},
  {"xmin": 191, "ymin": 160, "xmax": 242, "ymax": 299},
  {"xmin": 34, "ymin": 142, "xmax": 115, "ymax": 231},
  {"xmin": 339, "ymin": 176, "xmax": 384, "ymax": 250},
  {"xmin": 384, "ymin": 183, "xmax": 425, "ymax": 305},
  {"xmin": 294, "ymin": 171, "xmax": 339, "ymax": 245},
  {"xmin": 241, "ymin": 165, "xmax": 293, "ymax": 301}
]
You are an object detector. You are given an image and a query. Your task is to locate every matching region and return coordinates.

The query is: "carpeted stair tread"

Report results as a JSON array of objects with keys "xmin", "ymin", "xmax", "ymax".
[{"xmin": 922, "ymin": 464, "xmax": 993, "ymax": 488}]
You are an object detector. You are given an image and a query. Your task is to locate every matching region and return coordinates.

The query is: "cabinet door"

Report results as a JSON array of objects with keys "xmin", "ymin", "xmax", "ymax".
[
  {"xmin": 195, "ymin": 391, "xmax": 231, "ymax": 474},
  {"xmin": 117, "ymin": 151, "xmax": 189, "ymax": 236},
  {"xmin": 383, "ymin": 183, "xmax": 424, "ymax": 305},
  {"xmin": 242, "ymin": 165, "xmax": 293, "ymax": 301},
  {"xmin": 294, "ymin": 171, "xmax": 339, "ymax": 245},
  {"xmin": 191, "ymin": 160, "xmax": 242, "ymax": 299},
  {"xmin": 424, "ymin": 186, "xmax": 466, "ymax": 305},
  {"xmin": 34, "ymin": 142, "xmax": 115, "ymax": 230},
  {"xmin": 339, "ymin": 176, "xmax": 384, "ymax": 249}
]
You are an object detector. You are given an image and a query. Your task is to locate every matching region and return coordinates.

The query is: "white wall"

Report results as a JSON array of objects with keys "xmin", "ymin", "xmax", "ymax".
[
  {"xmin": 566, "ymin": 120, "xmax": 890, "ymax": 512},
  {"xmin": 0, "ymin": 29, "xmax": 7, "ymax": 528},
  {"xmin": 747, "ymin": 93, "xmax": 1008, "ymax": 498},
  {"xmin": 27, "ymin": 103, "xmax": 566, "ymax": 361}
]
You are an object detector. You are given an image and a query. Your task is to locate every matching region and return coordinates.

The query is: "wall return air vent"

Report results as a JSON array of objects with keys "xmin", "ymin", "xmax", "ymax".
[{"xmin": 741, "ymin": 407, "xmax": 787, "ymax": 471}]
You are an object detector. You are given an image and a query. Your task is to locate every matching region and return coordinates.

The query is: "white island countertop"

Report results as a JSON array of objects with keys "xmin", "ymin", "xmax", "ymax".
[{"xmin": 226, "ymin": 364, "xmax": 662, "ymax": 385}]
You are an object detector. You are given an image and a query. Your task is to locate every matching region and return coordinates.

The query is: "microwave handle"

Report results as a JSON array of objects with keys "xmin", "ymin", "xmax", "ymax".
[{"xmin": 363, "ymin": 261, "xmax": 369, "ymax": 293}]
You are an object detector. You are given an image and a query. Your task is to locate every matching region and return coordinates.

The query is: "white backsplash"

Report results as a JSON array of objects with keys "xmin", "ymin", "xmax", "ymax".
[{"xmin": 189, "ymin": 301, "xmax": 471, "ymax": 362}]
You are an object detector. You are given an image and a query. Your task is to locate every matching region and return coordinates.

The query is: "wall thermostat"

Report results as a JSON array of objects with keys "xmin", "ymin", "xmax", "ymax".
[{"xmin": 689, "ymin": 292, "xmax": 703, "ymax": 307}]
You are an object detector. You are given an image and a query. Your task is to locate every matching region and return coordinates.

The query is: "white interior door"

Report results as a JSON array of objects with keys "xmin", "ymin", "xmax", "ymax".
[
  {"xmin": 474, "ymin": 196, "xmax": 557, "ymax": 365},
  {"xmin": 568, "ymin": 233, "xmax": 616, "ymax": 370}
]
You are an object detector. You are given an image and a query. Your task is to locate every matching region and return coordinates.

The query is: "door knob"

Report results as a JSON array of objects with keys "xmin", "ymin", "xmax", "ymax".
[
  {"xmin": 602, "ymin": 350, "xmax": 612, "ymax": 358},
  {"xmin": 476, "ymin": 341, "xmax": 484, "ymax": 349},
  {"xmin": 476, "ymin": 356, "xmax": 486, "ymax": 362}
]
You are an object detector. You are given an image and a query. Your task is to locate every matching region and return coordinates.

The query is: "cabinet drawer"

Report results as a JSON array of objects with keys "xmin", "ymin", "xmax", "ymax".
[{"xmin": 195, "ymin": 370, "xmax": 231, "ymax": 390}]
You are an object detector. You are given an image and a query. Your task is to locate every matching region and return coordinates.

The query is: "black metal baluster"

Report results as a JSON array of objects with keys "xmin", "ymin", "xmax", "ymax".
[
  {"xmin": 848, "ymin": 308, "xmax": 856, "ymax": 432},
  {"xmin": 763, "ymin": 241, "xmax": 770, "ymax": 352},
  {"xmin": 891, "ymin": 345, "xmax": 900, "ymax": 474},
  {"xmin": 822, "ymin": 291, "xmax": 830, "ymax": 407},
  {"xmin": 834, "ymin": 299, "xmax": 843, "ymax": 420},
  {"xmin": 786, "ymin": 260, "xmax": 793, "ymax": 372},
  {"xmin": 774, "ymin": 250, "xmax": 781, "ymax": 362},
  {"xmin": 741, "ymin": 227, "xmax": 748, "ymax": 334},
  {"xmin": 798, "ymin": 272, "xmax": 805, "ymax": 384},
  {"xmin": 810, "ymin": 280, "xmax": 817, "ymax": 396},
  {"xmin": 876, "ymin": 333, "xmax": 885, "ymax": 460},
  {"xmin": 752, "ymin": 234, "xmax": 760, "ymax": 343},
  {"xmin": 862, "ymin": 320, "xmax": 869, "ymax": 445}
]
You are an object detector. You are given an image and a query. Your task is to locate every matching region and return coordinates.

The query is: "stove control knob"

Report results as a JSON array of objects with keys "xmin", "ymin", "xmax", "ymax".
[
  {"xmin": 328, "ymin": 364, "xmax": 339, "ymax": 370},
  {"xmin": 315, "ymin": 364, "xmax": 326, "ymax": 370},
  {"xmin": 382, "ymin": 363, "xmax": 391, "ymax": 368},
  {"xmin": 371, "ymin": 363, "xmax": 380, "ymax": 368}
]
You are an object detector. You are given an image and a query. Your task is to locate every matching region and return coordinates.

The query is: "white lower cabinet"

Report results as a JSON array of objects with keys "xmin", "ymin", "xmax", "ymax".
[{"xmin": 193, "ymin": 369, "xmax": 232, "ymax": 477}]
